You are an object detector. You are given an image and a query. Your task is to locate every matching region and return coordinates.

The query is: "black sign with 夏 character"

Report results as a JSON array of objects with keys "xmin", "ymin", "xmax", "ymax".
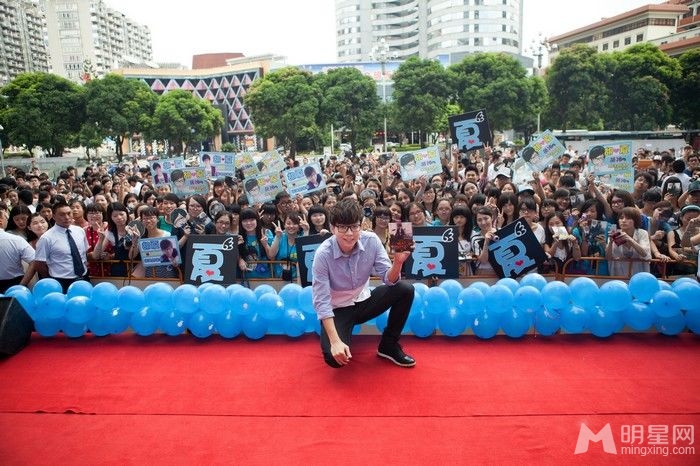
[
  {"xmin": 184, "ymin": 235, "xmax": 239, "ymax": 286},
  {"xmin": 296, "ymin": 233, "xmax": 332, "ymax": 287},
  {"xmin": 487, "ymin": 218, "xmax": 547, "ymax": 279},
  {"xmin": 403, "ymin": 226, "xmax": 459, "ymax": 279},
  {"xmin": 448, "ymin": 109, "xmax": 493, "ymax": 153}
]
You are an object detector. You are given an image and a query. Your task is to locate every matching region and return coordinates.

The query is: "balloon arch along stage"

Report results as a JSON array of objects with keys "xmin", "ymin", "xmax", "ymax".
[{"xmin": 3, "ymin": 273, "xmax": 700, "ymax": 340}]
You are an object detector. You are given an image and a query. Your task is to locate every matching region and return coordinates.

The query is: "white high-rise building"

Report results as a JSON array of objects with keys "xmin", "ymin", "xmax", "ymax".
[
  {"xmin": 0, "ymin": 0, "xmax": 50, "ymax": 86},
  {"xmin": 335, "ymin": 0, "xmax": 523, "ymax": 63},
  {"xmin": 43, "ymin": 0, "xmax": 153, "ymax": 82}
]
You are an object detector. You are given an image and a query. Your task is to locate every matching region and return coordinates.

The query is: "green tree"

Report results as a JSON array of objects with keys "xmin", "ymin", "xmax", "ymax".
[
  {"xmin": 84, "ymin": 73, "xmax": 159, "ymax": 161},
  {"xmin": 672, "ymin": 49, "xmax": 700, "ymax": 130},
  {"xmin": 0, "ymin": 72, "xmax": 84, "ymax": 156},
  {"xmin": 514, "ymin": 76, "xmax": 549, "ymax": 140},
  {"xmin": 544, "ymin": 45, "xmax": 609, "ymax": 131},
  {"xmin": 448, "ymin": 53, "xmax": 534, "ymax": 132},
  {"xmin": 392, "ymin": 57, "xmax": 452, "ymax": 147},
  {"xmin": 151, "ymin": 89, "xmax": 224, "ymax": 155},
  {"xmin": 316, "ymin": 67, "xmax": 380, "ymax": 152},
  {"xmin": 245, "ymin": 67, "xmax": 320, "ymax": 156},
  {"xmin": 77, "ymin": 122, "xmax": 104, "ymax": 162},
  {"xmin": 605, "ymin": 43, "xmax": 681, "ymax": 130}
]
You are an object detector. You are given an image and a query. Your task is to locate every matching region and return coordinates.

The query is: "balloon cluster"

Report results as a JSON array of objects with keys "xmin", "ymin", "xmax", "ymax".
[{"xmin": 3, "ymin": 273, "xmax": 699, "ymax": 339}]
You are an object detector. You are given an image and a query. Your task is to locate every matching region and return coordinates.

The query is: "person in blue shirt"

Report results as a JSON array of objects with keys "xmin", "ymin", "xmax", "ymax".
[
  {"xmin": 312, "ymin": 198, "xmax": 415, "ymax": 368},
  {"xmin": 237, "ymin": 208, "xmax": 275, "ymax": 279}
]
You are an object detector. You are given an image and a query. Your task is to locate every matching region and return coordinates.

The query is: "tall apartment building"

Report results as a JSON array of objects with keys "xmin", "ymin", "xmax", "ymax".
[
  {"xmin": 43, "ymin": 0, "xmax": 153, "ymax": 82},
  {"xmin": 0, "ymin": 0, "xmax": 50, "ymax": 86},
  {"xmin": 335, "ymin": 0, "xmax": 523, "ymax": 64}
]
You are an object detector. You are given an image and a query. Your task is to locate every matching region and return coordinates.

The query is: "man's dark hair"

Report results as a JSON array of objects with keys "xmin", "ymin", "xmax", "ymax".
[
  {"xmin": 170, "ymin": 169, "xmax": 184, "ymax": 182},
  {"xmin": 52, "ymin": 200, "xmax": 71, "ymax": 214},
  {"xmin": 330, "ymin": 198, "xmax": 362, "ymax": 226},
  {"xmin": 18, "ymin": 189, "xmax": 34, "ymax": 205},
  {"xmin": 672, "ymin": 159, "xmax": 686, "ymax": 174},
  {"xmin": 303, "ymin": 165, "xmax": 315, "ymax": 177},
  {"xmin": 244, "ymin": 178, "xmax": 258, "ymax": 191},
  {"xmin": 559, "ymin": 175, "xmax": 576, "ymax": 188}
]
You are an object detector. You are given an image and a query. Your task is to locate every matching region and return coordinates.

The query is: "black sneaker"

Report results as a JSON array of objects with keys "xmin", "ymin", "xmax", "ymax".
[{"xmin": 377, "ymin": 343, "xmax": 416, "ymax": 367}]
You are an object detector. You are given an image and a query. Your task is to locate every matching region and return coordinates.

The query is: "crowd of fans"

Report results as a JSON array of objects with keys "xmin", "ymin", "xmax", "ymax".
[{"xmin": 0, "ymin": 141, "xmax": 698, "ymax": 292}]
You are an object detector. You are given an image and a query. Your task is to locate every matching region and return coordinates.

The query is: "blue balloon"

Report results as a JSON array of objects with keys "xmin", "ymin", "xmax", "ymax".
[
  {"xmin": 107, "ymin": 307, "xmax": 131, "ymax": 334},
  {"xmin": 130, "ymin": 307, "xmax": 159, "ymax": 336},
  {"xmin": 534, "ymin": 307, "xmax": 561, "ymax": 336},
  {"xmin": 658, "ymin": 281, "xmax": 672, "ymax": 291},
  {"xmin": 457, "ymin": 287, "xmax": 485, "ymax": 316},
  {"xmin": 497, "ymin": 277, "xmax": 520, "ymax": 294},
  {"xmin": 423, "ymin": 287, "xmax": 450, "ymax": 316},
  {"xmin": 34, "ymin": 316, "xmax": 62, "ymax": 337},
  {"xmin": 229, "ymin": 287, "xmax": 257, "ymax": 316},
  {"xmin": 32, "ymin": 278, "xmax": 63, "ymax": 302},
  {"xmin": 599, "ymin": 281, "xmax": 632, "ymax": 313},
  {"xmin": 541, "ymin": 281, "xmax": 572, "ymax": 311},
  {"xmin": 173, "ymin": 284, "xmax": 200, "ymax": 314},
  {"xmin": 62, "ymin": 320, "xmax": 87, "ymax": 338},
  {"xmin": 159, "ymin": 309, "xmax": 187, "ymax": 336},
  {"xmin": 278, "ymin": 283, "xmax": 303, "ymax": 310},
  {"xmin": 623, "ymin": 301, "xmax": 655, "ymax": 331},
  {"xmin": 188, "ymin": 311, "xmax": 215, "ymax": 338},
  {"xmin": 197, "ymin": 282, "xmax": 215, "ymax": 293},
  {"xmin": 226, "ymin": 283, "xmax": 245, "ymax": 297},
  {"xmin": 117, "ymin": 286, "xmax": 146, "ymax": 314},
  {"xmin": 649, "ymin": 289, "xmax": 681, "ymax": 318},
  {"xmin": 242, "ymin": 312, "xmax": 268, "ymax": 340},
  {"xmin": 468, "ymin": 281, "xmax": 491, "ymax": 295},
  {"xmin": 199, "ymin": 284, "xmax": 228, "ymax": 314},
  {"xmin": 91, "ymin": 282, "xmax": 119, "ymax": 311},
  {"xmin": 685, "ymin": 309, "xmax": 700, "ymax": 334},
  {"xmin": 298, "ymin": 286, "xmax": 315, "ymax": 314},
  {"xmin": 655, "ymin": 313, "xmax": 686, "ymax": 336},
  {"xmin": 519, "ymin": 273, "xmax": 547, "ymax": 290},
  {"xmin": 672, "ymin": 277, "xmax": 698, "ymax": 289},
  {"xmin": 568, "ymin": 277, "xmax": 599, "ymax": 308},
  {"xmin": 38, "ymin": 292, "xmax": 66, "ymax": 320},
  {"xmin": 408, "ymin": 309, "xmax": 436, "ymax": 338},
  {"xmin": 628, "ymin": 272, "xmax": 660, "ymax": 303},
  {"xmin": 439, "ymin": 279, "xmax": 463, "ymax": 307},
  {"xmin": 672, "ymin": 282, "xmax": 700, "ymax": 313},
  {"xmin": 412, "ymin": 282, "xmax": 430, "ymax": 298},
  {"xmin": 282, "ymin": 308, "xmax": 307, "ymax": 338},
  {"xmin": 5, "ymin": 285, "xmax": 30, "ymax": 296},
  {"xmin": 561, "ymin": 305, "xmax": 589, "ymax": 334},
  {"xmin": 66, "ymin": 280, "xmax": 93, "ymax": 299},
  {"xmin": 144, "ymin": 283, "xmax": 174, "ymax": 313},
  {"xmin": 485, "ymin": 285, "xmax": 514, "ymax": 314},
  {"xmin": 258, "ymin": 293, "xmax": 284, "ymax": 321},
  {"xmin": 374, "ymin": 310, "xmax": 389, "ymax": 332},
  {"xmin": 87, "ymin": 308, "xmax": 112, "ymax": 336},
  {"xmin": 588, "ymin": 307, "xmax": 621, "ymax": 338},
  {"xmin": 215, "ymin": 310, "xmax": 242, "ymax": 339},
  {"xmin": 513, "ymin": 286, "xmax": 542, "ymax": 314},
  {"xmin": 500, "ymin": 309, "xmax": 532, "ymax": 338},
  {"xmin": 254, "ymin": 284, "xmax": 277, "ymax": 299},
  {"xmin": 438, "ymin": 307, "xmax": 470, "ymax": 337},
  {"xmin": 65, "ymin": 296, "xmax": 95, "ymax": 325},
  {"xmin": 472, "ymin": 310, "xmax": 500, "ymax": 339},
  {"xmin": 410, "ymin": 294, "xmax": 425, "ymax": 316},
  {"xmin": 6, "ymin": 289, "xmax": 36, "ymax": 318}
]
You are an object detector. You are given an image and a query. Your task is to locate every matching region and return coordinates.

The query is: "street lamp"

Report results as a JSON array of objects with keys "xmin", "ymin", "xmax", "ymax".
[
  {"xmin": 529, "ymin": 34, "xmax": 556, "ymax": 133},
  {"xmin": 0, "ymin": 124, "xmax": 5, "ymax": 178},
  {"xmin": 371, "ymin": 38, "xmax": 396, "ymax": 153}
]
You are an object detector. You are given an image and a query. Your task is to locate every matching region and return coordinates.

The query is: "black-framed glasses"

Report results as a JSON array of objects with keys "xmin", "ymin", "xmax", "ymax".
[{"xmin": 335, "ymin": 223, "xmax": 361, "ymax": 233}]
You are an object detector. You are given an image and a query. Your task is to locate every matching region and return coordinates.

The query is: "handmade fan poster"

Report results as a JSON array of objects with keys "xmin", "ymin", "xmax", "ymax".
[
  {"xmin": 283, "ymin": 162, "xmax": 326, "ymax": 196},
  {"xmin": 184, "ymin": 235, "xmax": 239, "ymax": 285},
  {"xmin": 398, "ymin": 146, "xmax": 442, "ymax": 182},
  {"xmin": 199, "ymin": 152, "xmax": 236, "ymax": 178},
  {"xmin": 296, "ymin": 233, "xmax": 332, "ymax": 287},
  {"xmin": 403, "ymin": 226, "xmax": 459, "ymax": 279},
  {"xmin": 448, "ymin": 109, "xmax": 493, "ymax": 153},
  {"xmin": 150, "ymin": 157, "xmax": 185, "ymax": 187},
  {"xmin": 237, "ymin": 152, "xmax": 259, "ymax": 178},
  {"xmin": 587, "ymin": 141, "xmax": 634, "ymax": 192},
  {"xmin": 170, "ymin": 167, "xmax": 209, "ymax": 197},
  {"xmin": 389, "ymin": 221, "xmax": 413, "ymax": 254},
  {"xmin": 257, "ymin": 150, "xmax": 287, "ymax": 175},
  {"xmin": 519, "ymin": 130, "xmax": 567, "ymax": 172},
  {"xmin": 243, "ymin": 171, "xmax": 285, "ymax": 205},
  {"xmin": 138, "ymin": 236, "xmax": 181, "ymax": 267},
  {"xmin": 487, "ymin": 218, "xmax": 547, "ymax": 279}
]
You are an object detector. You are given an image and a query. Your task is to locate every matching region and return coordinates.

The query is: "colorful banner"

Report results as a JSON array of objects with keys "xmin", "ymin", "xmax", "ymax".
[
  {"xmin": 398, "ymin": 146, "xmax": 442, "ymax": 182},
  {"xmin": 487, "ymin": 218, "xmax": 547, "ymax": 279},
  {"xmin": 283, "ymin": 162, "xmax": 326, "ymax": 196},
  {"xmin": 199, "ymin": 152, "xmax": 236, "ymax": 178},
  {"xmin": 138, "ymin": 236, "xmax": 181, "ymax": 267},
  {"xmin": 184, "ymin": 235, "xmax": 239, "ymax": 286},
  {"xmin": 237, "ymin": 152, "xmax": 259, "ymax": 178},
  {"xmin": 587, "ymin": 141, "xmax": 634, "ymax": 192},
  {"xmin": 403, "ymin": 226, "xmax": 459, "ymax": 279},
  {"xmin": 243, "ymin": 171, "xmax": 285, "ymax": 205},
  {"xmin": 170, "ymin": 167, "xmax": 209, "ymax": 197},
  {"xmin": 296, "ymin": 233, "xmax": 332, "ymax": 287},
  {"xmin": 150, "ymin": 157, "xmax": 184, "ymax": 186},
  {"xmin": 448, "ymin": 109, "xmax": 493, "ymax": 153},
  {"xmin": 519, "ymin": 130, "xmax": 567, "ymax": 172},
  {"xmin": 257, "ymin": 150, "xmax": 286, "ymax": 174}
]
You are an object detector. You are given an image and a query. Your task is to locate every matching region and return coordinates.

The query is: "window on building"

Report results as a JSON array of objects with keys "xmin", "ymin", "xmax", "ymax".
[
  {"xmin": 613, "ymin": 40, "xmax": 619, "ymax": 48},
  {"xmin": 636, "ymin": 33, "xmax": 644, "ymax": 42},
  {"xmin": 624, "ymin": 37, "xmax": 631, "ymax": 45},
  {"xmin": 602, "ymin": 43, "xmax": 609, "ymax": 51}
]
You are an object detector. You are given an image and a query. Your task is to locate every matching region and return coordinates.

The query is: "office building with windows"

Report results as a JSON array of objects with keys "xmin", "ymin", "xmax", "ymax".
[{"xmin": 0, "ymin": 0, "xmax": 49, "ymax": 86}]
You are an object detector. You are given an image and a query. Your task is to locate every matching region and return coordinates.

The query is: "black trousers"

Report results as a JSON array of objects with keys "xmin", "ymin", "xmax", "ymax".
[
  {"xmin": 320, "ymin": 281, "xmax": 414, "ymax": 368},
  {"xmin": 51, "ymin": 275, "xmax": 91, "ymax": 294},
  {"xmin": 0, "ymin": 276, "xmax": 23, "ymax": 294}
]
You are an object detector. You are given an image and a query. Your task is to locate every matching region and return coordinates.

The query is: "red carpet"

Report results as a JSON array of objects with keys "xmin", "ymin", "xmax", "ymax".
[{"xmin": 0, "ymin": 333, "xmax": 698, "ymax": 464}]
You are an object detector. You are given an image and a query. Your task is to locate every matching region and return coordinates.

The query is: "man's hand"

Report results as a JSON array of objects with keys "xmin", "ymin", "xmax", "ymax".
[{"xmin": 330, "ymin": 340, "xmax": 352, "ymax": 366}]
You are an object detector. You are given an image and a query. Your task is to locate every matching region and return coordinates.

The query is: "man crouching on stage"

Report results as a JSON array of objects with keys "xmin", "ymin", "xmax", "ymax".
[{"xmin": 312, "ymin": 198, "xmax": 415, "ymax": 368}]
